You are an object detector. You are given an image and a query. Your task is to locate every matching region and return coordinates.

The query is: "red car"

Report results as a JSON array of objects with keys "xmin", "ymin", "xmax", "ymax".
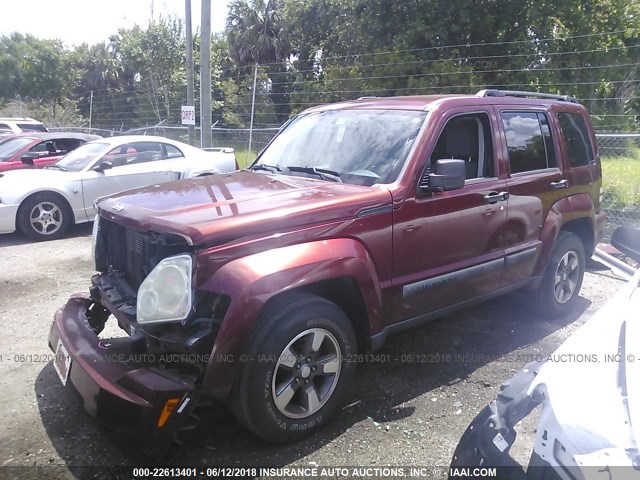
[
  {"xmin": 0, "ymin": 132, "xmax": 101, "ymax": 171},
  {"xmin": 49, "ymin": 90, "xmax": 605, "ymax": 453}
]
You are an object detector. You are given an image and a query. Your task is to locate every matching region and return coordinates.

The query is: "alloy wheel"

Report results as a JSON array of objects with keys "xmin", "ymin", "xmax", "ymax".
[{"xmin": 271, "ymin": 328, "xmax": 342, "ymax": 419}]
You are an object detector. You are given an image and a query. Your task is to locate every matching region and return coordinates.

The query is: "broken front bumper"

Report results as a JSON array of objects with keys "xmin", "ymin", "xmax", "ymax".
[
  {"xmin": 450, "ymin": 362, "xmax": 548, "ymax": 479},
  {"xmin": 47, "ymin": 294, "xmax": 196, "ymax": 451}
]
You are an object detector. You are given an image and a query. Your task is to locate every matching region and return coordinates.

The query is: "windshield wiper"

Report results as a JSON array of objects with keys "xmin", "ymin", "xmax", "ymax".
[
  {"xmin": 45, "ymin": 164, "xmax": 67, "ymax": 171},
  {"xmin": 287, "ymin": 166, "xmax": 342, "ymax": 183},
  {"xmin": 249, "ymin": 163, "xmax": 282, "ymax": 174}
]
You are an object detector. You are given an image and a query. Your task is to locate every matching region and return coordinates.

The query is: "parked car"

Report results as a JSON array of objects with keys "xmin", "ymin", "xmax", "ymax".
[
  {"xmin": 0, "ymin": 132, "xmax": 101, "ymax": 172},
  {"xmin": 48, "ymin": 90, "xmax": 605, "ymax": 454},
  {"xmin": 450, "ymin": 226, "xmax": 640, "ymax": 479},
  {"xmin": 0, "ymin": 135, "xmax": 237, "ymax": 240},
  {"xmin": 0, "ymin": 117, "xmax": 48, "ymax": 134}
]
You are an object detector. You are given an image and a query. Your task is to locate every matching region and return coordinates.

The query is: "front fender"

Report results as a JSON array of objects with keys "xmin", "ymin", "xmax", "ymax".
[{"xmin": 199, "ymin": 238, "xmax": 383, "ymax": 399}]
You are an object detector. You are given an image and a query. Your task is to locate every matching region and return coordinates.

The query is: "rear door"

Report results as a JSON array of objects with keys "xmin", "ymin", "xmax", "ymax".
[
  {"xmin": 555, "ymin": 110, "xmax": 600, "ymax": 206},
  {"xmin": 498, "ymin": 108, "xmax": 566, "ymax": 284},
  {"xmin": 392, "ymin": 109, "xmax": 509, "ymax": 322},
  {"xmin": 81, "ymin": 141, "xmax": 172, "ymax": 217}
]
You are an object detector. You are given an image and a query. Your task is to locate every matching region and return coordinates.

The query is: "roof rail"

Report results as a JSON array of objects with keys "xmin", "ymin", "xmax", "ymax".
[
  {"xmin": 357, "ymin": 96, "xmax": 379, "ymax": 100},
  {"xmin": 476, "ymin": 89, "xmax": 579, "ymax": 104}
]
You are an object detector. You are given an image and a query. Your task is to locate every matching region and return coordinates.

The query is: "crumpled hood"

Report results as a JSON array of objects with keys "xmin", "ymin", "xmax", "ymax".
[
  {"xmin": 96, "ymin": 170, "xmax": 392, "ymax": 246},
  {"xmin": 529, "ymin": 268, "xmax": 640, "ymax": 462}
]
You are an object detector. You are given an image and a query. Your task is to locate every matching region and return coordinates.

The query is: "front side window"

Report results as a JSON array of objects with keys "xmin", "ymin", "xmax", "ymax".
[
  {"xmin": 557, "ymin": 112, "xmax": 594, "ymax": 167},
  {"xmin": 430, "ymin": 113, "xmax": 495, "ymax": 180},
  {"xmin": 502, "ymin": 112, "xmax": 556, "ymax": 174},
  {"xmin": 254, "ymin": 109, "xmax": 427, "ymax": 186},
  {"xmin": 164, "ymin": 144, "xmax": 184, "ymax": 159},
  {"xmin": 104, "ymin": 142, "xmax": 164, "ymax": 167}
]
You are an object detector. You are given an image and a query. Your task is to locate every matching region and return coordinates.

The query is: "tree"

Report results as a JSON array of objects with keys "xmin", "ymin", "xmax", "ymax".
[{"xmin": 226, "ymin": 0, "xmax": 292, "ymax": 123}]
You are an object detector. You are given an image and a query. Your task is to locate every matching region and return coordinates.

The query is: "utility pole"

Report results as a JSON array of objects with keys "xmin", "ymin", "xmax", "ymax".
[
  {"xmin": 200, "ymin": 0, "xmax": 212, "ymax": 148},
  {"xmin": 248, "ymin": 64, "xmax": 258, "ymax": 153},
  {"xmin": 185, "ymin": 0, "xmax": 195, "ymax": 145},
  {"xmin": 89, "ymin": 90, "xmax": 94, "ymax": 133}
]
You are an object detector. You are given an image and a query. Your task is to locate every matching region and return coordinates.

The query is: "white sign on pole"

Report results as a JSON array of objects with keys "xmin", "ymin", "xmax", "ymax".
[{"xmin": 181, "ymin": 105, "xmax": 196, "ymax": 125}]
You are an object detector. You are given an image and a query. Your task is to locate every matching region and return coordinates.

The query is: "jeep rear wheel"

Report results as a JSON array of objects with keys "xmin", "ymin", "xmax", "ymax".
[
  {"xmin": 231, "ymin": 293, "xmax": 357, "ymax": 443},
  {"xmin": 534, "ymin": 231, "xmax": 585, "ymax": 316}
]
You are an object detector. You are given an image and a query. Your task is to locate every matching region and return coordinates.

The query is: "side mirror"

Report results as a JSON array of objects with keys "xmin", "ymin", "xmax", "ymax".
[
  {"xmin": 21, "ymin": 153, "xmax": 36, "ymax": 165},
  {"xmin": 419, "ymin": 159, "xmax": 466, "ymax": 193},
  {"xmin": 93, "ymin": 160, "xmax": 113, "ymax": 172}
]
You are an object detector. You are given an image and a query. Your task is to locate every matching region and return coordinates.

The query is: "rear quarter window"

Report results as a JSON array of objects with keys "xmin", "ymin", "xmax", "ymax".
[
  {"xmin": 557, "ymin": 112, "xmax": 594, "ymax": 167},
  {"xmin": 17, "ymin": 123, "xmax": 47, "ymax": 132}
]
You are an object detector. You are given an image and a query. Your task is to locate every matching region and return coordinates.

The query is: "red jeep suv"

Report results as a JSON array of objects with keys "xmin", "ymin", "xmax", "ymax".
[{"xmin": 49, "ymin": 90, "xmax": 605, "ymax": 453}]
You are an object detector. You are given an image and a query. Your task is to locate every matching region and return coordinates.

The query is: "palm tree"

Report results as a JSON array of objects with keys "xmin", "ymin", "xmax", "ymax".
[
  {"xmin": 225, "ymin": 0, "xmax": 292, "ymax": 124},
  {"xmin": 226, "ymin": 0, "xmax": 288, "ymax": 66}
]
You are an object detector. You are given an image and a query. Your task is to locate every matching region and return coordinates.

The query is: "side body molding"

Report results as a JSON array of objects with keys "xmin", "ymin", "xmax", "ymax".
[{"xmin": 198, "ymin": 238, "xmax": 383, "ymax": 399}]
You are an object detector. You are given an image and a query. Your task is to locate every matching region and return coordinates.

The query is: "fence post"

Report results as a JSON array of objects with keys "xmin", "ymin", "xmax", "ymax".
[{"xmin": 249, "ymin": 63, "xmax": 258, "ymax": 154}]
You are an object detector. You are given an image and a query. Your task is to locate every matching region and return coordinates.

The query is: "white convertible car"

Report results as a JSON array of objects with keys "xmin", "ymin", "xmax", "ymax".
[{"xmin": 0, "ymin": 135, "xmax": 237, "ymax": 240}]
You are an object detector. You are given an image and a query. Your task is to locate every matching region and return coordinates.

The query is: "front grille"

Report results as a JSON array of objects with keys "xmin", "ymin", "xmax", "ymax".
[{"xmin": 96, "ymin": 218, "xmax": 190, "ymax": 292}]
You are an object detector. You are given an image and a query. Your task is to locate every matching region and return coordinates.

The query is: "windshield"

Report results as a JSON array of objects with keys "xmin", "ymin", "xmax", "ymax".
[
  {"xmin": 254, "ymin": 109, "xmax": 427, "ymax": 186},
  {"xmin": 54, "ymin": 142, "xmax": 110, "ymax": 172},
  {"xmin": 0, "ymin": 137, "xmax": 33, "ymax": 161}
]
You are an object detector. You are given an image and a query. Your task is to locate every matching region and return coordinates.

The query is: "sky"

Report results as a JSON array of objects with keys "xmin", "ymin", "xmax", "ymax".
[{"xmin": 0, "ymin": 0, "xmax": 231, "ymax": 46}]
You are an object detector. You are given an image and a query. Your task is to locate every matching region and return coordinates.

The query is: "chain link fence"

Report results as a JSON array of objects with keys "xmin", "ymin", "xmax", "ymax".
[
  {"xmin": 51, "ymin": 125, "xmax": 638, "ymax": 242},
  {"xmin": 597, "ymin": 133, "xmax": 640, "ymax": 241},
  {"xmin": 49, "ymin": 125, "xmax": 280, "ymax": 153}
]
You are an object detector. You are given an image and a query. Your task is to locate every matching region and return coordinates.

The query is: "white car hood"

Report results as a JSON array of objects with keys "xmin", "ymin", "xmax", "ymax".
[
  {"xmin": 529, "ymin": 269, "xmax": 640, "ymax": 462},
  {"xmin": 0, "ymin": 168, "xmax": 83, "ymax": 190}
]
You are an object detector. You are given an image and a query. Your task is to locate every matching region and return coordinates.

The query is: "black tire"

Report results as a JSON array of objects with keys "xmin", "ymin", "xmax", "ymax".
[
  {"xmin": 17, "ymin": 193, "xmax": 72, "ymax": 241},
  {"xmin": 231, "ymin": 293, "xmax": 357, "ymax": 443},
  {"xmin": 533, "ymin": 231, "xmax": 585, "ymax": 316}
]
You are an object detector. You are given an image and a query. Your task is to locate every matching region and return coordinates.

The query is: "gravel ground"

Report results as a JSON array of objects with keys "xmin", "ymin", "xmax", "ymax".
[{"xmin": 0, "ymin": 225, "xmax": 626, "ymax": 479}]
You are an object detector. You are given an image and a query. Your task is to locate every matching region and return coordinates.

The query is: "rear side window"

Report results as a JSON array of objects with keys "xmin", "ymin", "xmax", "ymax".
[
  {"xmin": 164, "ymin": 144, "xmax": 184, "ymax": 159},
  {"xmin": 501, "ymin": 112, "xmax": 556, "ymax": 174},
  {"xmin": 17, "ymin": 123, "xmax": 47, "ymax": 132},
  {"xmin": 557, "ymin": 112, "xmax": 594, "ymax": 167}
]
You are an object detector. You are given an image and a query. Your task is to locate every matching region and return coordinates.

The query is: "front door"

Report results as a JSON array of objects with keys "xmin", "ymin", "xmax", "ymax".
[{"xmin": 392, "ymin": 110, "xmax": 509, "ymax": 322}]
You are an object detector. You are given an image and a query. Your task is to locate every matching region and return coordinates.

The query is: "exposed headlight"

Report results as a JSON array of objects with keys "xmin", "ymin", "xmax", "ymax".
[
  {"xmin": 91, "ymin": 215, "xmax": 100, "ymax": 270},
  {"xmin": 137, "ymin": 254, "xmax": 193, "ymax": 324}
]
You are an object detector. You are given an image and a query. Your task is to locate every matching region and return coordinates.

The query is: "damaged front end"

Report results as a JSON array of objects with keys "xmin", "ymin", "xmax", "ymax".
[{"xmin": 48, "ymin": 215, "xmax": 229, "ymax": 454}]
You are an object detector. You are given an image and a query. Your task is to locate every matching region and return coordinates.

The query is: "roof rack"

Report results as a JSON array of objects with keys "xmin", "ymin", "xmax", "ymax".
[{"xmin": 476, "ymin": 89, "xmax": 579, "ymax": 104}]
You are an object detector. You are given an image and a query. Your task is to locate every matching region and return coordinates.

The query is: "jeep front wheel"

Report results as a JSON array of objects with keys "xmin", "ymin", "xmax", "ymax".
[
  {"xmin": 231, "ymin": 293, "xmax": 357, "ymax": 443},
  {"xmin": 534, "ymin": 231, "xmax": 585, "ymax": 316}
]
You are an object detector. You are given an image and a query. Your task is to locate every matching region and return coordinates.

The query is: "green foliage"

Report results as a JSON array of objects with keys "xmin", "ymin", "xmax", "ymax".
[
  {"xmin": 0, "ymin": 98, "xmax": 86, "ymax": 128},
  {"xmin": 602, "ymin": 151, "xmax": 640, "ymax": 207},
  {"xmin": 0, "ymin": 1, "xmax": 638, "ymax": 131},
  {"xmin": 235, "ymin": 149, "xmax": 258, "ymax": 168}
]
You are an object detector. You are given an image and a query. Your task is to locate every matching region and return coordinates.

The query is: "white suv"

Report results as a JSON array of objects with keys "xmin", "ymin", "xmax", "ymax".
[{"xmin": 0, "ymin": 118, "xmax": 48, "ymax": 134}]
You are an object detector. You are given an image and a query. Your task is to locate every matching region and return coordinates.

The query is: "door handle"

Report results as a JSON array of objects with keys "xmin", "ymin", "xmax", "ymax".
[
  {"xmin": 483, "ymin": 191, "xmax": 509, "ymax": 204},
  {"xmin": 550, "ymin": 179, "xmax": 569, "ymax": 189}
]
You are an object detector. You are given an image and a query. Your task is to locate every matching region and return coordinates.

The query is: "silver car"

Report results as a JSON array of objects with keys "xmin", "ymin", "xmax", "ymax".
[{"xmin": 0, "ymin": 135, "xmax": 237, "ymax": 240}]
